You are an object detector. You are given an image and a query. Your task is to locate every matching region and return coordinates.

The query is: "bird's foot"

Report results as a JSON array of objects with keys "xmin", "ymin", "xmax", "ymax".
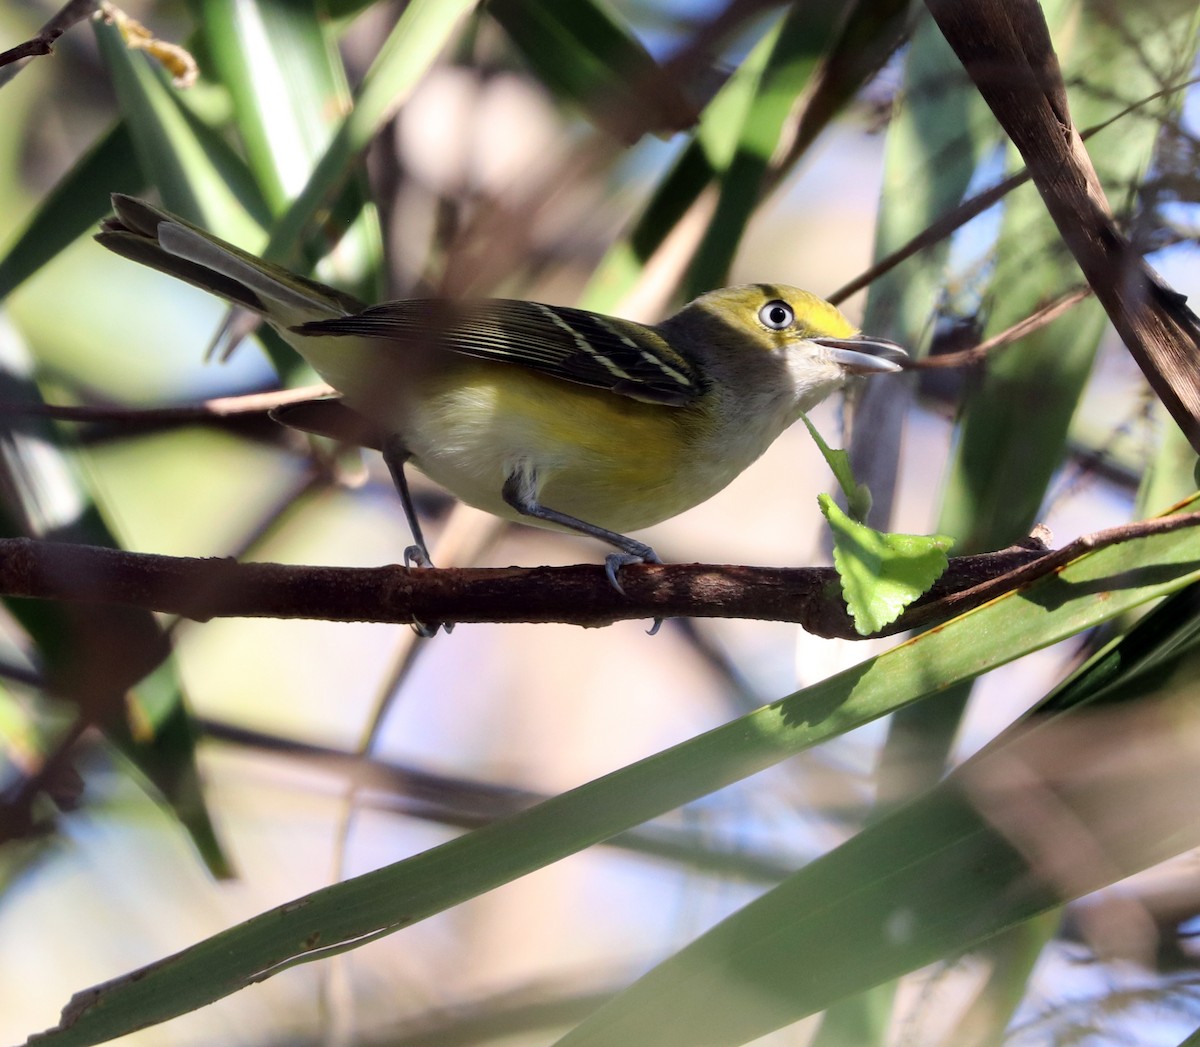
[{"xmin": 402, "ymin": 544, "xmax": 453, "ymax": 636}]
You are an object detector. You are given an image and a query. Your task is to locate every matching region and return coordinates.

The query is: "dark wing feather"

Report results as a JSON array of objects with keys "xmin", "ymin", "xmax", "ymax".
[{"xmin": 293, "ymin": 299, "xmax": 701, "ymax": 406}]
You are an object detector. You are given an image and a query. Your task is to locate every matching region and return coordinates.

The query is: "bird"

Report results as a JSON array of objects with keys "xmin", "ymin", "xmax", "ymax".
[{"xmin": 97, "ymin": 194, "xmax": 907, "ymax": 597}]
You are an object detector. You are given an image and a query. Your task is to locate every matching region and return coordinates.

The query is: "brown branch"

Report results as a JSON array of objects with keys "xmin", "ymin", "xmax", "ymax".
[
  {"xmin": 925, "ymin": 0, "xmax": 1200, "ymax": 453},
  {"xmin": 922, "ymin": 511, "xmax": 1200, "ymax": 621},
  {"xmin": 1, "ymin": 515, "xmax": 1195, "ymax": 639}
]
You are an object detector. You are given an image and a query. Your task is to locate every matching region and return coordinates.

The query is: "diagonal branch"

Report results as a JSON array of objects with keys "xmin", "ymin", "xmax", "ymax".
[
  {"xmin": 925, "ymin": 0, "xmax": 1200, "ymax": 452},
  {"xmin": 0, "ymin": 0, "xmax": 98, "ymax": 73}
]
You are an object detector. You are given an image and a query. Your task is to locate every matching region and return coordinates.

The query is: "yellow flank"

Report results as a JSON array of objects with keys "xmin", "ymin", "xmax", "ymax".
[{"xmin": 401, "ymin": 359, "xmax": 713, "ymax": 535}]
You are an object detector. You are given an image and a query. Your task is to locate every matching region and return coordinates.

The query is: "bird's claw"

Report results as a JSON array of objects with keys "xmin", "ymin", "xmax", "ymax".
[
  {"xmin": 404, "ymin": 544, "xmax": 433, "ymax": 569},
  {"xmin": 401, "ymin": 544, "xmax": 453, "ymax": 636},
  {"xmin": 603, "ymin": 546, "xmax": 663, "ymax": 634},
  {"xmin": 603, "ymin": 545, "xmax": 661, "ymax": 595}
]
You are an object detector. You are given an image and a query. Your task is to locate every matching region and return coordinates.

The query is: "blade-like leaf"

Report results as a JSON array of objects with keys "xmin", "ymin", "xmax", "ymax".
[
  {"xmin": 580, "ymin": 9, "xmax": 809, "ymax": 313},
  {"xmin": 94, "ymin": 18, "xmax": 264, "ymax": 240},
  {"xmin": 684, "ymin": 0, "xmax": 903, "ymax": 296},
  {"xmin": 0, "ymin": 123, "xmax": 144, "ymax": 301},
  {"xmin": 24, "ymin": 498, "xmax": 1200, "ymax": 1047},
  {"xmin": 489, "ymin": 0, "xmax": 695, "ymax": 139},
  {"xmin": 554, "ymin": 686, "xmax": 1200, "ymax": 1046},
  {"xmin": 194, "ymin": 0, "xmax": 383, "ymax": 299},
  {"xmin": 0, "ymin": 325, "xmax": 229, "ymax": 876},
  {"xmin": 802, "ymin": 414, "xmax": 871, "ymax": 521},
  {"xmin": 260, "ymin": 0, "xmax": 474, "ymax": 265}
]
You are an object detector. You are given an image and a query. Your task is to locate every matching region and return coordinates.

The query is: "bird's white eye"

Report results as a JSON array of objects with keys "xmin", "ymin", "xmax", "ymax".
[{"xmin": 758, "ymin": 300, "xmax": 794, "ymax": 330}]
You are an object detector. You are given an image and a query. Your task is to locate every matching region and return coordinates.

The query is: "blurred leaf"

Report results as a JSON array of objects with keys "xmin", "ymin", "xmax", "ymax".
[
  {"xmin": 108, "ymin": 679, "xmax": 232, "ymax": 879},
  {"xmin": 557, "ymin": 536, "xmax": 1200, "ymax": 1047},
  {"xmin": 195, "ymin": 0, "xmax": 383, "ymax": 300},
  {"xmin": 554, "ymin": 679, "xmax": 1200, "ymax": 1046},
  {"xmin": 849, "ymin": 10, "xmax": 999, "ymax": 530},
  {"xmin": 0, "ymin": 325, "xmax": 228, "ymax": 875},
  {"xmin": 1137, "ymin": 406, "xmax": 1199, "ymax": 518},
  {"xmin": 0, "ymin": 124, "xmax": 144, "ymax": 301},
  {"xmin": 1038, "ymin": 581, "xmax": 1200, "ymax": 717},
  {"xmin": 879, "ymin": 0, "xmax": 1200, "ymax": 831},
  {"xmin": 580, "ymin": 13, "xmax": 786, "ymax": 312},
  {"xmin": 488, "ymin": 0, "xmax": 695, "ymax": 139},
  {"xmin": 819, "ymin": 494, "xmax": 953, "ymax": 635},
  {"xmin": 782, "ymin": 0, "xmax": 910, "ymax": 164},
  {"xmin": 938, "ymin": 0, "xmax": 1200, "ymax": 552},
  {"xmin": 261, "ymin": 0, "xmax": 474, "ymax": 265},
  {"xmin": 94, "ymin": 17, "xmax": 265, "ymax": 240},
  {"xmin": 23, "ymin": 495, "xmax": 1200, "ymax": 1047},
  {"xmin": 684, "ymin": 0, "xmax": 893, "ymax": 295},
  {"xmin": 583, "ymin": 0, "xmax": 891, "ymax": 314}
]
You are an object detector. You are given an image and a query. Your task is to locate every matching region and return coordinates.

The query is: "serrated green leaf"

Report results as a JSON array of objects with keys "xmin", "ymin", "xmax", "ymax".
[{"xmin": 819, "ymin": 493, "xmax": 954, "ymax": 635}]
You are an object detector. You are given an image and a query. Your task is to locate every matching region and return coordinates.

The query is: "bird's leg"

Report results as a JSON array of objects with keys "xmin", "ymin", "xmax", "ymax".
[
  {"xmin": 382, "ymin": 436, "xmax": 445, "ymax": 637},
  {"xmin": 382, "ymin": 436, "xmax": 433, "ymax": 568},
  {"xmin": 501, "ymin": 465, "xmax": 661, "ymax": 596}
]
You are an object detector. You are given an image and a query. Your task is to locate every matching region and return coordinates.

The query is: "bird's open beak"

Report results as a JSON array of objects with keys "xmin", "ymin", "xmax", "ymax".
[{"xmin": 813, "ymin": 335, "xmax": 909, "ymax": 374}]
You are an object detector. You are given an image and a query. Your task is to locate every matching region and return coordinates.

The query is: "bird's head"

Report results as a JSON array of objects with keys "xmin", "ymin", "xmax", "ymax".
[{"xmin": 661, "ymin": 283, "xmax": 908, "ymax": 415}]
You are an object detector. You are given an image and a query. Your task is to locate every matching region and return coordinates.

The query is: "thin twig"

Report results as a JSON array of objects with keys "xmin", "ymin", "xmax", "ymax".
[
  {"xmin": 912, "ymin": 286, "xmax": 1093, "ymax": 369},
  {"xmin": 0, "ymin": 0, "xmax": 98, "ymax": 72},
  {"xmin": 828, "ymin": 75, "xmax": 1200, "ymax": 306},
  {"xmin": 0, "ymin": 383, "xmax": 335, "ymax": 425},
  {"xmin": 927, "ymin": 510, "xmax": 1200, "ymax": 619}
]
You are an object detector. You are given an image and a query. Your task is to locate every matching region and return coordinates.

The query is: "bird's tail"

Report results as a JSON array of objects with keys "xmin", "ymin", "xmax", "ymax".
[{"xmin": 96, "ymin": 195, "xmax": 367, "ymax": 327}]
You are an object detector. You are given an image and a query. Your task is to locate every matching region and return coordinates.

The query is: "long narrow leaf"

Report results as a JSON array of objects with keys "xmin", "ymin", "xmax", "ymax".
[
  {"xmin": 0, "ymin": 123, "xmax": 144, "ymax": 301},
  {"xmin": 557, "ymin": 553, "xmax": 1200, "ymax": 1047},
  {"xmin": 261, "ymin": 0, "xmax": 474, "ymax": 263},
  {"xmin": 24, "ymin": 497, "xmax": 1200, "ymax": 1047},
  {"xmin": 489, "ymin": 0, "xmax": 694, "ymax": 139}
]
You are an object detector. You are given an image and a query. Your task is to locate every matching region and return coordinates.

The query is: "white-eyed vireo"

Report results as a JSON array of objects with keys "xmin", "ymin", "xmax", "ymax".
[{"xmin": 98, "ymin": 195, "xmax": 907, "ymax": 588}]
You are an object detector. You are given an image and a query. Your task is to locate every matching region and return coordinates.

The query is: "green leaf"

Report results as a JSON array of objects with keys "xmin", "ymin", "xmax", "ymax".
[
  {"xmin": 94, "ymin": 18, "xmax": 264, "ymax": 240},
  {"xmin": 0, "ymin": 123, "xmax": 145, "ymax": 301},
  {"xmin": 801, "ymin": 414, "xmax": 871, "ymax": 521},
  {"xmin": 0, "ymin": 329, "xmax": 230, "ymax": 878},
  {"xmin": 681, "ymin": 6, "xmax": 829, "ymax": 295},
  {"xmin": 579, "ymin": 15, "xmax": 787, "ymax": 312},
  {"xmin": 554, "ymin": 541, "xmax": 1200, "ymax": 1047},
  {"xmin": 553, "ymin": 688, "xmax": 1200, "ymax": 1047},
  {"xmin": 819, "ymin": 493, "xmax": 954, "ymax": 635},
  {"xmin": 193, "ymin": 0, "xmax": 383, "ymax": 301},
  {"xmin": 488, "ymin": 0, "xmax": 694, "ymax": 139},
  {"xmin": 260, "ymin": 0, "xmax": 474, "ymax": 265},
  {"xmin": 937, "ymin": 0, "xmax": 1200, "ymax": 554},
  {"xmin": 24, "ymin": 497, "xmax": 1200, "ymax": 1047}
]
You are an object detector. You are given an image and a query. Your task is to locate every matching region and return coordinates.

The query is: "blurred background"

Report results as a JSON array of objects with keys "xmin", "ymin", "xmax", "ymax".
[{"xmin": 2, "ymin": 1, "xmax": 1200, "ymax": 1044}]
